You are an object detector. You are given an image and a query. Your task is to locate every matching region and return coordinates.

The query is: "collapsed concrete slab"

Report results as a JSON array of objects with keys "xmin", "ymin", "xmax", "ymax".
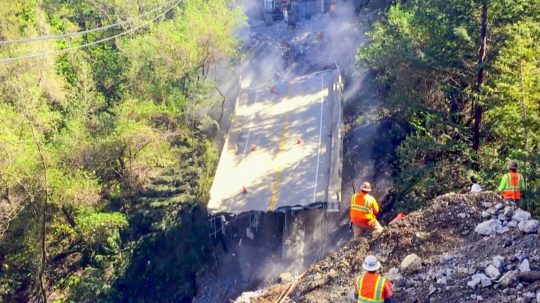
[{"xmin": 209, "ymin": 68, "xmax": 343, "ymax": 214}]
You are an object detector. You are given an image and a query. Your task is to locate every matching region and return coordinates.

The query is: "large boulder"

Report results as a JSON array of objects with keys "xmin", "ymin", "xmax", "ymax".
[
  {"xmin": 497, "ymin": 225, "xmax": 510, "ymax": 234},
  {"xmin": 400, "ymin": 254, "xmax": 422, "ymax": 274},
  {"xmin": 469, "ymin": 273, "xmax": 492, "ymax": 288},
  {"xmin": 519, "ymin": 259, "xmax": 531, "ymax": 273},
  {"xmin": 513, "ymin": 209, "xmax": 532, "ymax": 222},
  {"xmin": 386, "ymin": 267, "xmax": 402, "ymax": 282},
  {"xmin": 485, "ymin": 264, "xmax": 501, "ymax": 279},
  {"xmin": 481, "ymin": 202, "xmax": 493, "ymax": 209},
  {"xmin": 518, "ymin": 220, "xmax": 540, "ymax": 234},
  {"xmin": 498, "ymin": 270, "xmax": 518, "ymax": 287},
  {"xmin": 503, "ymin": 206, "xmax": 514, "ymax": 217},
  {"xmin": 475, "ymin": 219, "xmax": 499, "ymax": 236},
  {"xmin": 492, "ymin": 255, "xmax": 505, "ymax": 270}
]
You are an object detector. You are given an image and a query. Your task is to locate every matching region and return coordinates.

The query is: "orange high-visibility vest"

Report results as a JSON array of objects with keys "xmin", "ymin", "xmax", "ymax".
[
  {"xmin": 502, "ymin": 172, "xmax": 524, "ymax": 200},
  {"xmin": 350, "ymin": 193, "xmax": 377, "ymax": 225},
  {"xmin": 356, "ymin": 273, "xmax": 386, "ymax": 303}
]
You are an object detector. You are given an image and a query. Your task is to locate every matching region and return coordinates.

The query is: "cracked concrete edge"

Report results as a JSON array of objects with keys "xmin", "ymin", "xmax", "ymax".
[
  {"xmin": 327, "ymin": 68, "xmax": 344, "ymax": 210},
  {"xmin": 209, "ymin": 75, "xmax": 243, "ymax": 213}
]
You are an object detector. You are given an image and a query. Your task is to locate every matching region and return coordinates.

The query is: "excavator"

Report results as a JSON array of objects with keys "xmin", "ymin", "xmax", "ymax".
[{"xmin": 262, "ymin": 0, "xmax": 328, "ymax": 26}]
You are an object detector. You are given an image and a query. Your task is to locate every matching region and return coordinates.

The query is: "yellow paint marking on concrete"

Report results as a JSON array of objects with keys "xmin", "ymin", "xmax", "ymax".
[{"xmin": 268, "ymin": 112, "xmax": 289, "ymax": 211}]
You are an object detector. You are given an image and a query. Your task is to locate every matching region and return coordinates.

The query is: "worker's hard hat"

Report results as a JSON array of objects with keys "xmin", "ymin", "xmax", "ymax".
[
  {"xmin": 362, "ymin": 255, "xmax": 381, "ymax": 271},
  {"xmin": 361, "ymin": 182, "xmax": 372, "ymax": 192},
  {"xmin": 470, "ymin": 183, "xmax": 482, "ymax": 193},
  {"xmin": 508, "ymin": 161, "xmax": 518, "ymax": 170}
]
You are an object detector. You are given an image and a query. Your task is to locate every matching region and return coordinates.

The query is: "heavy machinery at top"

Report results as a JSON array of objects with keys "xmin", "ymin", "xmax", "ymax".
[{"xmin": 262, "ymin": 0, "xmax": 329, "ymax": 25}]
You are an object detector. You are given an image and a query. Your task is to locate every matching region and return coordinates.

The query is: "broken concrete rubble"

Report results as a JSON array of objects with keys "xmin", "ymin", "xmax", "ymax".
[
  {"xmin": 436, "ymin": 277, "xmax": 447, "ymax": 285},
  {"xmin": 519, "ymin": 259, "xmax": 531, "ymax": 273},
  {"xmin": 487, "ymin": 207, "xmax": 498, "ymax": 215},
  {"xmin": 387, "ymin": 267, "xmax": 402, "ymax": 282},
  {"xmin": 504, "ymin": 206, "xmax": 514, "ymax": 217},
  {"xmin": 470, "ymin": 273, "xmax": 492, "ymax": 288},
  {"xmin": 482, "ymin": 202, "xmax": 493, "ymax": 208},
  {"xmin": 485, "ymin": 264, "xmax": 501, "ymax": 279},
  {"xmin": 518, "ymin": 220, "xmax": 540, "ymax": 233},
  {"xmin": 247, "ymin": 192, "xmax": 540, "ymax": 303},
  {"xmin": 513, "ymin": 209, "xmax": 532, "ymax": 222},
  {"xmin": 498, "ymin": 270, "xmax": 518, "ymax": 287},
  {"xmin": 400, "ymin": 254, "xmax": 422, "ymax": 274},
  {"xmin": 497, "ymin": 225, "xmax": 510, "ymax": 234},
  {"xmin": 493, "ymin": 255, "xmax": 505, "ymax": 270},
  {"xmin": 475, "ymin": 219, "xmax": 499, "ymax": 236},
  {"xmin": 439, "ymin": 253, "xmax": 454, "ymax": 265}
]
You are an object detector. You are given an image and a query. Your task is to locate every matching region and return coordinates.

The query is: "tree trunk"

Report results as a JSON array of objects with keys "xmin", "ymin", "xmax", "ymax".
[
  {"xmin": 519, "ymin": 61, "xmax": 529, "ymax": 153},
  {"xmin": 518, "ymin": 59, "xmax": 530, "ymax": 184},
  {"xmin": 26, "ymin": 117, "xmax": 49, "ymax": 303},
  {"xmin": 472, "ymin": 0, "xmax": 488, "ymax": 153},
  {"xmin": 23, "ymin": 99, "xmax": 49, "ymax": 303},
  {"xmin": 215, "ymin": 85, "xmax": 226, "ymax": 124}
]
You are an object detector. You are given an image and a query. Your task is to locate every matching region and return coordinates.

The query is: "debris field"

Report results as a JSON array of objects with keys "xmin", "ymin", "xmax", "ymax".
[{"xmin": 242, "ymin": 192, "xmax": 540, "ymax": 303}]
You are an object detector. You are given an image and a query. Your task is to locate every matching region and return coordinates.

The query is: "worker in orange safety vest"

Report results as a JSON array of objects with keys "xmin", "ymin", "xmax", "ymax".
[
  {"xmin": 498, "ymin": 160, "xmax": 527, "ymax": 208},
  {"xmin": 353, "ymin": 255, "xmax": 394, "ymax": 303},
  {"xmin": 350, "ymin": 181, "xmax": 384, "ymax": 238}
]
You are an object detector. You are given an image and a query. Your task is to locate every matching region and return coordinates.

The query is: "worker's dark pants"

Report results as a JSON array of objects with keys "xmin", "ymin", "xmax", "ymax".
[
  {"xmin": 506, "ymin": 199, "xmax": 527, "ymax": 210},
  {"xmin": 519, "ymin": 200, "xmax": 529, "ymax": 211}
]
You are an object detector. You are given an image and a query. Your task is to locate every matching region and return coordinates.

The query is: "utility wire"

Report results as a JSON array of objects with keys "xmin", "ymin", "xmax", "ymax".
[
  {"xmin": 0, "ymin": 0, "xmax": 176, "ymax": 46},
  {"xmin": 0, "ymin": 0, "xmax": 181, "ymax": 63}
]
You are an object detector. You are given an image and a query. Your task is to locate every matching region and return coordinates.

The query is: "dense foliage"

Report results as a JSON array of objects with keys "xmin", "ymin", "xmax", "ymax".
[
  {"xmin": 359, "ymin": 0, "xmax": 540, "ymax": 212},
  {"xmin": 0, "ymin": 0, "xmax": 243, "ymax": 302}
]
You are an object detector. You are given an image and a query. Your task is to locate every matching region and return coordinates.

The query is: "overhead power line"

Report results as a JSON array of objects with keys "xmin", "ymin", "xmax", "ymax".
[
  {"xmin": 0, "ymin": 0, "xmax": 176, "ymax": 46},
  {"xmin": 0, "ymin": 0, "xmax": 181, "ymax": 63}
]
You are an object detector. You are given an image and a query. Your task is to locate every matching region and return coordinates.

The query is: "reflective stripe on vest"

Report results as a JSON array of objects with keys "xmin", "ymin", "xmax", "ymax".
[
  {"xmin": 351, "ymin": 204, "xmax": 371, "ymax": 212},
  {"xmin": 503, "ymin": 172, "xmax": 522, "ymax": 200},
  {"xmin": 351, "ymin": 194, "xmax": 373, "ymax": 213},
  {"xmin": 356, "ymin": 273, "xmax": 385, "ymax": 303}
]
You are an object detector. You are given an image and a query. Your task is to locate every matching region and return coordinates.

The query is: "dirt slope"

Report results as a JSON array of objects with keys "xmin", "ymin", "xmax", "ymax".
[{"xmin": 245, "ymin": 192, "xmax": 540, "ymax": 303}]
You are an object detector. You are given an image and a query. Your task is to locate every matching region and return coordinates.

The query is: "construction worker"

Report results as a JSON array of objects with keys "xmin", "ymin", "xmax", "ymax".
[
  {"xmin": 498, "ymin": 160, "xmax": 527, "ymax": 208},
  {"xmin": 469, "ymin": 176, "xmax": 482, "ymax": 193},
  {"xmin": 350, "ymin": 182, "xmax": 384, "ymax": 238},
  {"xmin": 329, "ymin": 1, "xmax": 336, "ymax": 16},
  {"xmin": 353, "ymin": 255, "xmax": 394, "ymax": 303}
]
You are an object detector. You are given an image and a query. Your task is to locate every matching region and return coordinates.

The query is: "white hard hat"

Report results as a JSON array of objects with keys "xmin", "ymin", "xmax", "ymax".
[
  {"xmin": 362, "ymin": 255, "xmax": 381, "ymax": 271},
  {"xmin": 470, "ymin": 183, "xmax": 482, "ymax": 193},
  {"xmin": 361, "ymin": 182, "xmax": 372, "ymax": 192}
]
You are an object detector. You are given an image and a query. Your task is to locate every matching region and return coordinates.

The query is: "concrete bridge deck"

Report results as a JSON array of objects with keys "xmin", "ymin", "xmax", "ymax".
[{"xmin": 209, "ymin": 69, "xmax": 342, "ymax": 214}]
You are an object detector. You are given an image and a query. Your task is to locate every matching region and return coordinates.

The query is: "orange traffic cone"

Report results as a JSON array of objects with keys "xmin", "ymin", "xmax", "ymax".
[
  {"xmin": 296, "ymin": 137, "xmax": 302, "ymax": 144},
  {"xmin": 250, "ymin": 144, "xmax": 257, "ymax": 152},
  {"xmin": 242, "ymin": 186, "xmax": 249, "ymax": 194},
  {"xmin": 270, "ymin": 86, "xmax": 277, "ymax": 94}
]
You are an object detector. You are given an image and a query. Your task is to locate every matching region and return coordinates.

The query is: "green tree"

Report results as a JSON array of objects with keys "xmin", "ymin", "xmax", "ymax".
[
  {"xmin": 0, "ymin": 0, "xmax": 243, "ymax": 301},
  {"xmin": 358, "ymin": 0, "xmax": 540, "ymax": 209}
]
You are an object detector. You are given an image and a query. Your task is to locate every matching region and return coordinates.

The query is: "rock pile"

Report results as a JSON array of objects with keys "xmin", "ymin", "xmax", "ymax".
[
  {"xmin": 384, "ymin": 199, "xmax": 540, "ymax": 302},
  {"xmin": 250, "ymin": 192, "xmax": 540, "ymax": 303}
]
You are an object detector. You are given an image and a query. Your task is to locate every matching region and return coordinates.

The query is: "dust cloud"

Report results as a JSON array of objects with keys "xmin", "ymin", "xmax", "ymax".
[{"xmin": 196, "ymin": 1, "xmax": 372, "ymax": 302}]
